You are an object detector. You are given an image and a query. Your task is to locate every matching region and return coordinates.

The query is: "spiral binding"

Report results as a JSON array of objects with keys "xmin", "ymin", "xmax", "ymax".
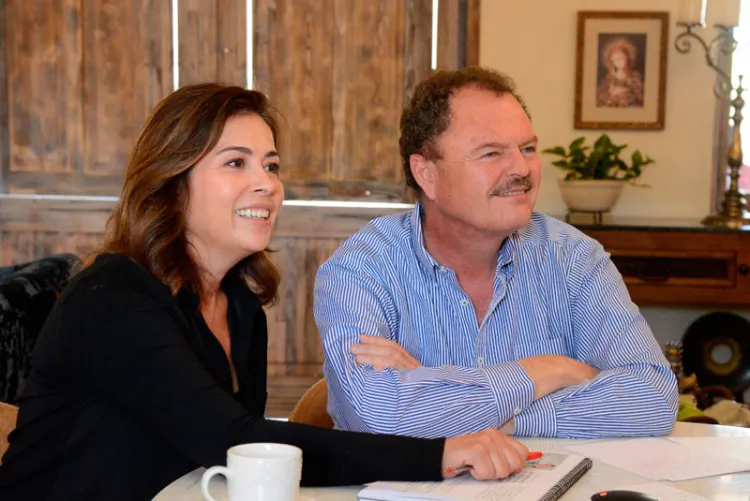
[{"xmin": 538, "ymin": 457, "xmax": 593, "ymax": 501}]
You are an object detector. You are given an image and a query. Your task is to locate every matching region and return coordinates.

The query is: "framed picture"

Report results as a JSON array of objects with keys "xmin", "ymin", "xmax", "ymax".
[{"xmin": 575, "ymin": 11, "xmax": 669, "ymax": 130}]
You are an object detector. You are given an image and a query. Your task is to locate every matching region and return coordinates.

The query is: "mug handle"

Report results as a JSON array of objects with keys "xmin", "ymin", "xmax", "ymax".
[{"xmin": 201, "ymin": 466, "xmax": 230, "ymax": 501}]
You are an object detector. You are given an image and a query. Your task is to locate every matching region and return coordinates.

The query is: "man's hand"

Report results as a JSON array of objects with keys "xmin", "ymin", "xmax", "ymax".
[
  {"xmin": 442, "ymin": 429, "xmax": 528, "ymax": 480},
  {"xmin": 350, "ymin": 334, "xmax": 422, "ymax": 371},
  {"xmin": 517, "ymin": 355, "xmax": 599, "ymax": 400}
]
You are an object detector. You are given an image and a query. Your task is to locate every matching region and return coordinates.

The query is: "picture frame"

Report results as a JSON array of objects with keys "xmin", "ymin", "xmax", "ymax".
[{"xmin": 574, "ymin": 11, "xmax": 669, "ymax": 130}]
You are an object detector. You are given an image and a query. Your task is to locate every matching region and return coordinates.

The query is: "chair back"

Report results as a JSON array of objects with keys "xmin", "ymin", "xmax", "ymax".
[
  {"xmin": 0, "ymin": 401, "xmax": 18, "ymax": 464},
  {"xmin": 288, "ymin": 378, "xmax": 334, "ymax": 428},
  {"xmin": 0, "ymin": 253, "xmax": 81, "ymax": 403}
]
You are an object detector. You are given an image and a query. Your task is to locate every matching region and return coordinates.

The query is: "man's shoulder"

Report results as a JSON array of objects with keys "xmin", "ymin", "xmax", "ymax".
[
  {"xmin": 321, "ymin": 210, "xmax": 412, "ymax": 273},
  {"xmin": 517, "ymin": 213, "xmax": 599, "ymax": 252}
]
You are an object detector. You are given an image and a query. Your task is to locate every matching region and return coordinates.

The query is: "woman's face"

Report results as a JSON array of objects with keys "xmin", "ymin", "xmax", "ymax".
[
  {"xmin": 185, "ymin": 113, "xmax": 284, "ymax": 270},
  {"xmin": 610, "ymin": 49, "xmax": 629, "ymax": 72}
]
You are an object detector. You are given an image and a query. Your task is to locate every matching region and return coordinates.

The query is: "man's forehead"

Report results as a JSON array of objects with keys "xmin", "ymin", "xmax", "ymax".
[
  {"xmin": 447, "ymin": 101, "xmax": 533, "ymax": 141},
  {"xmin": 450, "ymin": 89, "xmax": 525, "ymax": 120},
  {"xmin": 450, "ymin": 86, "xmax": 517, "ymax": 108}
]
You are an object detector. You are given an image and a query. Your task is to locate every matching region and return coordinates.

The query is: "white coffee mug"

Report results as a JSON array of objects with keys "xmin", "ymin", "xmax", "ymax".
[{"xmin": 201, "ymin": 443, "xmax": 302, "ymax": 501}]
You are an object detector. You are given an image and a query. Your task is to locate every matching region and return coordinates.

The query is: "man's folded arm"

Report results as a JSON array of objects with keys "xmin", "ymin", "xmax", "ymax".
[
  {"xmin": 513, "ymin": 240, "xmax": 679, "ymax": 438},
  {"xmin": 314, "ymin": 260, "xmax": 536, "ymax": 438}
]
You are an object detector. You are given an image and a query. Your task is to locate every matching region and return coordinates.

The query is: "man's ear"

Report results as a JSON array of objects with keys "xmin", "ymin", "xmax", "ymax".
[{"xmin": 409, "ymin": 154, "xmax": 437, "ymax": 201}]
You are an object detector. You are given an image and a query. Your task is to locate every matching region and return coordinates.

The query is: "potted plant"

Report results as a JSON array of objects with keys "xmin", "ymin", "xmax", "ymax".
[{"xmin": 542, "ymin": 134, "xmax": 654, "ymax": 213}]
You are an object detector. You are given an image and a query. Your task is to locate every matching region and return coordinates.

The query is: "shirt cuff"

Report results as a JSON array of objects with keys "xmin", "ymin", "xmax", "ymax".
[
  {"xmin": 513, "ymin": 394, "xmax": 558, "ymax": 437},
  {"xmin": 481, "ymin": 362, "xmax": 535, "ymax": 427}
]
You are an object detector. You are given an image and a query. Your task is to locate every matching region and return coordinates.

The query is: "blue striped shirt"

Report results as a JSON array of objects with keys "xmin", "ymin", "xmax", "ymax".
[{"xmin": 313, "ymin": 204, "xmax": 678, "ymax": 439}]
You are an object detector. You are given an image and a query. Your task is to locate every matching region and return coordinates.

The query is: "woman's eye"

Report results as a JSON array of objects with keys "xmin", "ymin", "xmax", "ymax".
[
  {"xmin": 226, "ymin": 158, "xmax": 245, "ymax": 168},
  {"xmin": 264, "ymin": 162, "xmax": 280, "ymax": 174}
]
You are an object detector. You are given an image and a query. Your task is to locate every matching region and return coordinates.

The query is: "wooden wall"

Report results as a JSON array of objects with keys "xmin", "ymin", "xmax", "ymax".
[
  {"xmin": 1, "ymin": 0, "xmax": 480, "ymax": 201},
  {"xmin": 0, "ymin": 0, "xmax": 480, "ymax": 416},
  {"xmin": 255, "ymin": 0, "xmax": 432, "ymax": 201},
  {"xmin": 3, "ymin": 0, "xmax": 173, "ymax": 195},
  {"xmin": 0, "ymin": 196, "xmax": 407, "ymax": 416}
]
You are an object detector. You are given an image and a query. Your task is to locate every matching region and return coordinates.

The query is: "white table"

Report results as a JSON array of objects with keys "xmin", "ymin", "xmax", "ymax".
[{"xmin": 154, "ymin": 422, "xmax": 750, "ymax": 501}]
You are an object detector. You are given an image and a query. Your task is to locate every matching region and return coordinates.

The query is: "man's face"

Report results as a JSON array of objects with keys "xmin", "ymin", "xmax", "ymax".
[{"xmin": 415, "ymin": 87, "xmax": 541, "ymax": 237}]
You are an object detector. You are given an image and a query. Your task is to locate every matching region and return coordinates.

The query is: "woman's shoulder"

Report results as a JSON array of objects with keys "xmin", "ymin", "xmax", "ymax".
[
  {"xmin": 41, "ymin": 254, "xmax": 190, "ymax": 362},
  {"xmin": 60, "ymin": 253, "xmax": 176, "ymax": 312}
]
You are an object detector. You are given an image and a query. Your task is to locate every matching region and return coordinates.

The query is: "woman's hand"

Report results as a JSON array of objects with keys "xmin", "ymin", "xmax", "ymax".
[
  {"xmin": 442, "ymin": 429, "xmax": 529, "ymax": 481},
  {"xmin": 349, "ymin": 334, "xmax": 421, "ymax": 371}
]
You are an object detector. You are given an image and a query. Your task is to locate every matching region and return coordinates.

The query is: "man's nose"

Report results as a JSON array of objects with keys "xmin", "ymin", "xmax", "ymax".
[{"xmin": 507, "ymin": 147, "xmax": 532, "ymax": 177}]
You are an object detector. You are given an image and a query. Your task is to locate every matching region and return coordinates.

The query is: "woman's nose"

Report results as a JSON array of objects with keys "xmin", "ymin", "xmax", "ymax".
[{"xmin": 247, "ymin": 163, "xmax": 277, "ymax": 194}]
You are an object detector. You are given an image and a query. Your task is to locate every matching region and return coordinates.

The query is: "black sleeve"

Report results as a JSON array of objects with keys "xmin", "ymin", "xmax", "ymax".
[{"xmin": 61, "ymin": 279, "xmax": 444, "ymax": 487}]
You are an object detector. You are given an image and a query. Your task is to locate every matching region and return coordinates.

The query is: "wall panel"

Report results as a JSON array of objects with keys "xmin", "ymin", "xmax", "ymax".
[{"xmin": 178, "ymin": 0, "xmax": 247, "ymax": 87}]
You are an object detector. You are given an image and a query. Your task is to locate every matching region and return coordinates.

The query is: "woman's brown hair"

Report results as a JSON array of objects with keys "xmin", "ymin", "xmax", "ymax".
[{"xmin": 95, "ymin": 83, "xmax": 280, "ymax": 306}]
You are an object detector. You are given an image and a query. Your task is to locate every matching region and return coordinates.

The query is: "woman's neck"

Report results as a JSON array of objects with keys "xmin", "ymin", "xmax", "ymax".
[{"xmin": 186, "ymin": 233, "xmax": 240, "ymax": 294}]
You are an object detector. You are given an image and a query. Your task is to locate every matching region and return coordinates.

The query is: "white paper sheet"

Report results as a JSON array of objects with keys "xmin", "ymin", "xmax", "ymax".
[
  {"xmin": 358, "ymin": 454, "xmax": 586, "ymax": 501},
  {"xmin": 666, "ymin": 437, "xmax": 750, "ymax": 463},
  {"xmin": 564, "ymin": 437, "xmax": 750, "ymax": 481}
]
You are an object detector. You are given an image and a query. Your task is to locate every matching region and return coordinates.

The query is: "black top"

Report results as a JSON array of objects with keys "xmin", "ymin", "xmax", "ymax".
[{"xmin": 0, "ymin": 253, "xmax": 444, "ymax": 500}]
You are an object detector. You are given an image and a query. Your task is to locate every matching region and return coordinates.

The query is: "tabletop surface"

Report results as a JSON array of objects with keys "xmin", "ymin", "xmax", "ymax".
[{"xmin": 153, "ymin": 422, "xmax": 750, "ymax": 501}]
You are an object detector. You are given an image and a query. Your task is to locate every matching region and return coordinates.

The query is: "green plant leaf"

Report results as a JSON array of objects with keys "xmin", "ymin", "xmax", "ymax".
[
  {"xmin": 545, "ymin": 135, "xmax": 653, "ymax": 181},
  {"xmin": 632, "ymin": 150, "xmax": 644, "ymax": 166},
  {"xmin": 542, "ymin": 146, "xmax": 567, "ymax": 156},
  {"xmin": 594, "ymin": 134, "xmax": 611, "ymax": 150},
  {"xmin": 569, "ymin": 137, "xmax": 586, "ymax": 151}
]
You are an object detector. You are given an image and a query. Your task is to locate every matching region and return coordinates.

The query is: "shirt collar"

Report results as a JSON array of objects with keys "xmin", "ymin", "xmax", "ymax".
[
  {"xmin": 409, "ymin": 201, "xmax": 519, "ymax": 281},
  {"xmin": 177, "ymin": 270, "xmax": 261, "ymax": 315},
  {"xmin": 410, "ymin": 202, "xmax": 440, "ymax": 278}
]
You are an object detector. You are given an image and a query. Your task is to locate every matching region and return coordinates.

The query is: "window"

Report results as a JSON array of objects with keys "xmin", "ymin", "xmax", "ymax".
[{"xmin": 733, "ymin": 1, "xmax": 748, "ymax": 160}]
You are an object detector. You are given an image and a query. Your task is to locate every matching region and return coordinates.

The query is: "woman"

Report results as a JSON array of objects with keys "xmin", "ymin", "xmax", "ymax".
[{"xmin": 0, "ymin": 84, "xmax": 528, "ymax": 500}]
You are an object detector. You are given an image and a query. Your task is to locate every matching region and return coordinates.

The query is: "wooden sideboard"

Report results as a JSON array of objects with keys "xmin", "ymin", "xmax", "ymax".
[
  {"xmin": 566, "ymin": 213, "xmax": 750, "ymax": 309},
  {"xmin": 3, "ymin": 195, "xmax": 750, "ymax": 414}
]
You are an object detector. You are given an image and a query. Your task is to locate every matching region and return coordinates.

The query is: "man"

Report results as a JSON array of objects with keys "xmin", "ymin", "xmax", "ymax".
[{"xmin": 313, "ymin": 67, "xmax": 677, "ymax": 439}]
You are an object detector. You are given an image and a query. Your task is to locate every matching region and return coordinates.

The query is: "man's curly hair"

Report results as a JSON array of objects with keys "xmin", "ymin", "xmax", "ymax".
[{"xmin": 399, "ymin": 67, "xmax": 530, "ymax": 195}]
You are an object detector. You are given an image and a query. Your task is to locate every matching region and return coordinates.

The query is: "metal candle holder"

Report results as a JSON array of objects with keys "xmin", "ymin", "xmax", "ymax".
[{"xmin": 675, "ymin": 22, "xmax": 746, "ymax": 228}]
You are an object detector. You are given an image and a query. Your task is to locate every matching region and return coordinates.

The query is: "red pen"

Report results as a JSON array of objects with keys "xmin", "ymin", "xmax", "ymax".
[{"xmin": 444, "ymin": 451, "xmax": 544, "ymax": 475}]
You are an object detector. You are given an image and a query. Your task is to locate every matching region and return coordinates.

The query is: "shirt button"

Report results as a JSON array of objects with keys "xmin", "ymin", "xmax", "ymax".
[
  {"xmin": 477, "ymin": 356, "xmax": 484, "ymax": 365},
  {"xmin": 439, "ymin": 267, "xmax": 448, "ymax": 274},
  {"xmin": 513, "ymin": 408, "xmax": 522, "ymax": 415},
  {"xmin": 460, "ymin": 299, "xmax": 469, "ymax": 306}
]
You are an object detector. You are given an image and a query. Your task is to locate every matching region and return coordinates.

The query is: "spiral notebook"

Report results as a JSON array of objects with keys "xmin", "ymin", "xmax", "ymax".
[{"xmin": 358, "ymin": 453, "xmax": 592, "ymax": 501}]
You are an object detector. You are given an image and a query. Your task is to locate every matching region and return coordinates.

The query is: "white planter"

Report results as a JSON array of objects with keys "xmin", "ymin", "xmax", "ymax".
[{"xmin": 557, "ymin": 179, "xmax": 626, "ymax": 213}]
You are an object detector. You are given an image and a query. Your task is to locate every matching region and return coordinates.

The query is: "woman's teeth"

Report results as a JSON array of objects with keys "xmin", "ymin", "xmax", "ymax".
[{"xmin": 236, "ymin": 209, "xmax": 270, "ymax": 219}]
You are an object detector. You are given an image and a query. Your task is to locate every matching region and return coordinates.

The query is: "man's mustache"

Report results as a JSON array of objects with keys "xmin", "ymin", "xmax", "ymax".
[{"xmin": 491, "ymin": 177, "xmax": 532, "ymax": 196}]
